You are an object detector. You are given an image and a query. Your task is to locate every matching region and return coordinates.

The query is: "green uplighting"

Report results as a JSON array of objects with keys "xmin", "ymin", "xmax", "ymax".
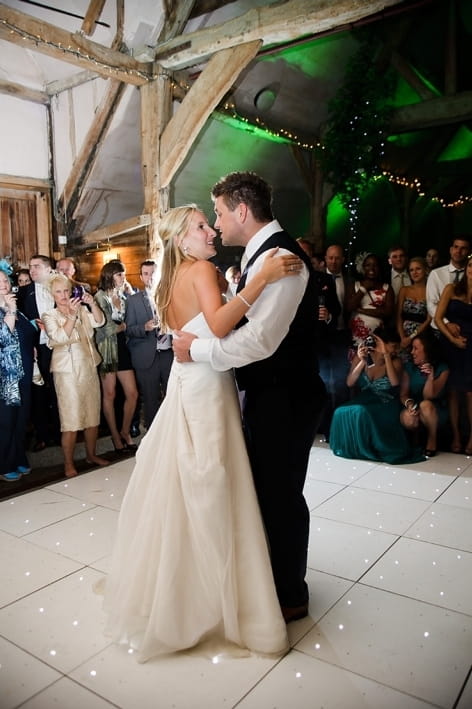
[
  {"xmin": 437, "ymin": 125, "xmax": 472, "ymax": 161},
  {"xmin": 213, "ymin": 113, "xmax": 293, "ymax": 145},
  {"xmin": 387, "ymin": 131, "xmax": 427, "ymax": 148}
]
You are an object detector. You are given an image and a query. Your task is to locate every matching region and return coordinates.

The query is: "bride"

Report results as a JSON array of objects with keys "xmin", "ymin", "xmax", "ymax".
[{"xmin": 102, "ymin": 204, "xmax": 302, "ymax": 661}]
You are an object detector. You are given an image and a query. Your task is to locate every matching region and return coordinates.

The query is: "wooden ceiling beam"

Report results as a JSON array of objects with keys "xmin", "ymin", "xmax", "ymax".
[
  {"xmin": 159, "ymin": 39, "xmax": 261, "ymax": 187},
  {"xmin": 444, "ymin": 0, "xmax": 457, "ymax": 96},
  {"xmin": 58, "ymin": 79, "xmax": 126, "ymax": 222},
  {"xmin": 81, "ymin": 0, "xmax": 107, "ymax": 37},
  {"xmin": 0, "ymin": 78, "xmax": 49, "ymax": 104},
  {"xmin": 390, "ymin": 91, "xmax": 472, "ymax": 132},
  {"xmin": 46, "ymin": 70, "xmax": 99, "ymax": 96},
  {"xmin": 190, "ymin": 0, "xmax": 235, "ymax": 18},
  {"xmin": 80, "ymin": 214, "xmax": 151, "ymax": 246},
  {"xmin": 390, "ymin": 50, "xmax": 437, "ymax": 101},
  {"xmin": 0, "ymin": 2, "xmax": 152, "ymax": 86},
  {"xmin": 154, "ymin": 0, "xmax": 405, "ymax": 69},
  {"xmin": 160, "ymin": 0, "xmax": 197, "ymax": 43}
]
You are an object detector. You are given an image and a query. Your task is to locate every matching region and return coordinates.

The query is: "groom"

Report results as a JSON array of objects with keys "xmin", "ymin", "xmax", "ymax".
[{"xmin": 173, "ymin": 171, "xmax": 326, "ymax": 622}]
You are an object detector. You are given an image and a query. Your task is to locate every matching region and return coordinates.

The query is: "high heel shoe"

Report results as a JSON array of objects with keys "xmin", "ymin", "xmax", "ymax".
[{"xmin": 120, "ymin": 437, "xmax": 137, "ymax": 452}]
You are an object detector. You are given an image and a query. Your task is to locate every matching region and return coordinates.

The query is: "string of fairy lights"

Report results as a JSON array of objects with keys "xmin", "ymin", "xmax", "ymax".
[
  {"xmin": 0, "ymin": 18, "xmax": 152, "ymax": 82},
  {"xmin": 379, "ymin": 172, "xmax": 472, "ymax": 209},
  {"xmin": 3, "ymin": 23, "xmax": 470, "ymax": 210},
  {"xmin": 219, "ymin": 92, "xmax": 472, "ymax": 210},
  {"xmin": 220, "ymin": 98, "xmax": 472, "ymax": 210}
]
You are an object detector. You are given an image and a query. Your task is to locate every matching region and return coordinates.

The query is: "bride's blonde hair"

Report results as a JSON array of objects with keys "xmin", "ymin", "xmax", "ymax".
[{"xmin": 155, "ymin": 204, "xmax": 199, "ymax": 332}]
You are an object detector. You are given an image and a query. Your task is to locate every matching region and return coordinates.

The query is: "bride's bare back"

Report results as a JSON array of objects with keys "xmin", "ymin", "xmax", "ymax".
[{"xmin": 167, "ymin": 260, "xmax": 223, "ymax": 331}]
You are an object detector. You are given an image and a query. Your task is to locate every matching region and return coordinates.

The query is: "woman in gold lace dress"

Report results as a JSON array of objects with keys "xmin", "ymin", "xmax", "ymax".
[{"xmin": 42, "ymin": 273, "xmax": 109, "ymax": 477}]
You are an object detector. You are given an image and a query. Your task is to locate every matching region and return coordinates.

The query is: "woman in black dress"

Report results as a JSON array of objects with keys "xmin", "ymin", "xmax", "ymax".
[{"xmin": 435, "ymin": 255, "xmax": 472, "ymax": 454}]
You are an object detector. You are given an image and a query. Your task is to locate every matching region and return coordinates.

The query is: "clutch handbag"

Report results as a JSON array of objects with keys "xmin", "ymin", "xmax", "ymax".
[{"xmin": 32, "ymin": 358, "xmax": 44, "ymax": 386}]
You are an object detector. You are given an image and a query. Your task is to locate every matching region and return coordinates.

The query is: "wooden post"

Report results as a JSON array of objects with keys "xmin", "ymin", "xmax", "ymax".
[{"xmin": 140, "ymin": 67, "xmax": 173, "ymax": 257}]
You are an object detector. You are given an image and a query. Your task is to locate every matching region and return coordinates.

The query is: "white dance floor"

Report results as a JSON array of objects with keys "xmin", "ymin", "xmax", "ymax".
[{"xmin": 1, "ymin": 439, "xmax": 471, "ymax": 709}]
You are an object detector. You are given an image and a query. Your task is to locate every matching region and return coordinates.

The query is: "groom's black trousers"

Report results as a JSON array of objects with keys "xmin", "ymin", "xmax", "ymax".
[{"xmin": 242, "ymin": 372, "xmax": 327, "ymax": 608}]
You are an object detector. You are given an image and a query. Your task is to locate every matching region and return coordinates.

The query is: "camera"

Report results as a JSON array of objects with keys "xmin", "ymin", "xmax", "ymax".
[
  {"xmin": 364, "ymin": 335, "xmax": 375, "ymax": 350},
  {"xmin": 71, "ymin": 284, "xmax": 85, "ymax": 300},
  {"xmin": 11, "ymin": 286, "xmax": 19, "ymax": 294}
]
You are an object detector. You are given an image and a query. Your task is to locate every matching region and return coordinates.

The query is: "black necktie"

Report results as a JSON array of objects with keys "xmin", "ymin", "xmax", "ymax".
[{"xmin": 454, "ymin": 269, "xmax": 463, "ymax": 283}]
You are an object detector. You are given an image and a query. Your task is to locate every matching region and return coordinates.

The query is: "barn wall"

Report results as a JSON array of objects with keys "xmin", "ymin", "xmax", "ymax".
[{"xmin": 0, "ymin": 95, "xmax": 49, "ymax": 179}]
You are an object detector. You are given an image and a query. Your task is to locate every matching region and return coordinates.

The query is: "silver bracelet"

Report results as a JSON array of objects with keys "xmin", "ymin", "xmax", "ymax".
[{"xmin": 237, "ymin": 293, "xmax": 251, "ymax": 308}]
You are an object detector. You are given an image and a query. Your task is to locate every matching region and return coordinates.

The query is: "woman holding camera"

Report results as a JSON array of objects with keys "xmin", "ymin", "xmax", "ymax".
[
  {"xmin": 346, "ymin": 252, "xmax": 395, "ymax": 355},
  {"xmin": 400, "ymin": 331, "xmax": 449, "ymax": 457},
  {"xmin": 330, "ymin": 327, "xmax": 424, "ymax": 464},
  {"xmin": 42, "ymin": 273, "xmax": 109, "ymax": 477}
]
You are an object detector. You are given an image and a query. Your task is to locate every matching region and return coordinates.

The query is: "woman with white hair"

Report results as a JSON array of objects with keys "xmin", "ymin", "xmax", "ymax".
[{"xmin": 42, "ymin": 273, "xmax": 109, "ymax": 477}]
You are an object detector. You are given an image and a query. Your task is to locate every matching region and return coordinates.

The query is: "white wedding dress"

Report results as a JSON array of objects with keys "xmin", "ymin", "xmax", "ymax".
[{"xmin": 102, "ymin": 313, "xmax": 288, "ymax": 661}]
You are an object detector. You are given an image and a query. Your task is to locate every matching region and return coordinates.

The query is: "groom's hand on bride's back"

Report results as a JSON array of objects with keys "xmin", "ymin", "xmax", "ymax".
[{"xmin": 173, "ymin": 331, "xmax": 197, "ymax": 362}]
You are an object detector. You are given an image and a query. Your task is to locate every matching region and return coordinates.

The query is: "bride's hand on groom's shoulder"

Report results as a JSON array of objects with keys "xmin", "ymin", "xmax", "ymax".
[
  {"xmin": 261, "ymin": 248, "xmax": 303, "ymax": 283},
  {"xmin": 173, "ymin": 330, "xmax": 197, "ymax": 362}
]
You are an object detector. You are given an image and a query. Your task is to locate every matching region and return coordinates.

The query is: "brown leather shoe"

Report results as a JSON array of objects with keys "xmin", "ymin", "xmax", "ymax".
[{"xmin": 281, "ymin": 603, "xmax": 309, "ymax": 623}]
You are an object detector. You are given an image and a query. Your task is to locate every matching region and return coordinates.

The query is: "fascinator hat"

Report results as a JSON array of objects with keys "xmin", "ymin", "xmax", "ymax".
[
  {"xmin": 354, "ymin": 251, "xmax": 373, "ymax": 277},
  {"xmin": 0, "ymin": 258, "xmax": 13, "ymax": 281}
]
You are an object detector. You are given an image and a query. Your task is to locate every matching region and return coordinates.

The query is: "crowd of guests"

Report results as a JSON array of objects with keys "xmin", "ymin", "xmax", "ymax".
[
  {"xmin": 299, "ymin": 236, "xmax": 472, "ymax": 463},
  {"xmin": 1, "ymin": 234, "xmax": 471, "ymax": 482},
  {"xmin": 0, "ymin": 255, "xmax": 173, "ymax": 482}
]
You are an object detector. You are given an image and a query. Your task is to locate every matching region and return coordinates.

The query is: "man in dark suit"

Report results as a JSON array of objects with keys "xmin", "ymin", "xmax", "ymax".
[
  {"xmin": 173, "ymin": 171, "xmax": 327, "ymax": 623},
  {"xmin": 17, "ymin": 254, "xmax": 60, "ymax": 450},
  {"xmin": 318, "ymin": 243, "xmax": 352, "ymax": 438},
  {"xmin": 125, "ymin": 260, "xmax": 173, "ymax": 429}
]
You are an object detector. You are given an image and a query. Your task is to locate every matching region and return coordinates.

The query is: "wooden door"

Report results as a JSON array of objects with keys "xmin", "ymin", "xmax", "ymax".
[{"xmin": 0, "ymin": 185, "xmax": 51, "ymax": 269}]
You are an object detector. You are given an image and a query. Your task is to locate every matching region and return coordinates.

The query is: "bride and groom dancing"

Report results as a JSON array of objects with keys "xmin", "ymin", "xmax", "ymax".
[{"xmin": 102, "ymin": 171, "xmax": 327, "ymax": 660}]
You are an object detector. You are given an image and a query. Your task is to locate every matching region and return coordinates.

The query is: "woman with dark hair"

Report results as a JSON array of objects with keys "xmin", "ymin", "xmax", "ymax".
[
  {"xmin": 15, "ymin": 268, "xmax": 31, "ymax": 287},
  {"xmin": 434, "ymin": 254, "xmax": 472, "ymax": 454},
  {"xmin": 330, "ymin": 326, "xmax": 424, "ymax": 464},
  {"xmin": 94, "ymin": 260, "xmax": 139, "ymax": 453},
  {"xmin": 400, "ymin": 331, "xmax": 449, "ymax": 457},
  {"xmin": 396, "ymin": 256, "xmax": 431, "ymax": 355},
  {"xmin": 0, "ymin": 260, "xmax": 36, "ymax": 482},
  {"xmin": 346, "ymin": 252, "xmax": 395, "ymax": 354}
]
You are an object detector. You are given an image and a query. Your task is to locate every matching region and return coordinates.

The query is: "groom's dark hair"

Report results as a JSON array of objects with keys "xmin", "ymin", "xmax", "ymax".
[{"xmin": 211, "ymin": 171, "xmax": 273, "ymax": 222}]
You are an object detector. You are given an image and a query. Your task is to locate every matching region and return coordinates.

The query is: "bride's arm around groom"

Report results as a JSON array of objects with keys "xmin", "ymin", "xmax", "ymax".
[{"xmin": 174, "ymin": 171, "xmax": 327, "ymax": 623}]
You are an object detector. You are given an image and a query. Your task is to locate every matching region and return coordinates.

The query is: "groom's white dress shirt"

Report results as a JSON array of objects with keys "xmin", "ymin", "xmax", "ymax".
[{"xmin": 190, "ymin": 220, "xmax": 308, "ymax": 371}]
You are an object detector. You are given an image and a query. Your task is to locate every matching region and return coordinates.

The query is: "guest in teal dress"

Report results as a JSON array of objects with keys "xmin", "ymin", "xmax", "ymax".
[
  {"xmin": 330, "ymin": 327, "xmax": 424, "ymax": 464},
  {"xmin": 400, "ymin": 331, "xmax": 449, "ymax": 457}
]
